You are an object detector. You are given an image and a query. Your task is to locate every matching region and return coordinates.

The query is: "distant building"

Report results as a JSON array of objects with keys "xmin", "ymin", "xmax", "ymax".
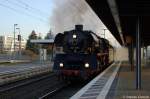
[{"xmin": 0, "ymin": 36, "xmax": 26, "ymax": 53}]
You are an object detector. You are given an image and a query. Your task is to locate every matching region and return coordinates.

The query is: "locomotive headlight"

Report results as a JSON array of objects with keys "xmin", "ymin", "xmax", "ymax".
[
  {"xmin": 85, "ymin": 63, "xmax": 89, "ymax": 68},
  {"xmin": 59, "ymin": 63, "xmax": 64, "ymax": 67},
  {"xmin": 73, "ymin": 34, "xmax": 77, "ymax": 39}
]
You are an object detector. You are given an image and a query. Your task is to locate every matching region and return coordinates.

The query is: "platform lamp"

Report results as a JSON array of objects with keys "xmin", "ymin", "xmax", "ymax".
[
  {"xmin": 16, "ymin": 28, "xmax": 21, "ymax": 59},
  {"xmin": 13, "ymin": 24, "xmax": 18, "ymax": 59}
]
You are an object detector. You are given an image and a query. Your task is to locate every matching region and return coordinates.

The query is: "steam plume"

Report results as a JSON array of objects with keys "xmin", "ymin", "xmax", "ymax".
[
  {"xmin": 50, "ymin": 0, "xmax": 105, "ymax": 35},
  {"xmin": 50, "ymin": 0, "xmax": 120, "ymax": 47}
]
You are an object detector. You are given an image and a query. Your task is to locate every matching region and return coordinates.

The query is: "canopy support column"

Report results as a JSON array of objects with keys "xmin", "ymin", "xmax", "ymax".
[{"xmin": 136, "ymin": 17, "xmax": 141, "ymax": 90}]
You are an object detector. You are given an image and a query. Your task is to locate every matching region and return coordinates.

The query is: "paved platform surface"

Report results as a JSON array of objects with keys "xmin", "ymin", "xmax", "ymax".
[
  {"xmin": 107, "ymin": 61, "xmax": 150, "ymax": 99},
  {"xmin": 71, "ymin": 61, "xmax": 150, "ymax": 99},
  {"xmin": 71, "ymin": 62, "xmax": 121, "ymax": 99}
]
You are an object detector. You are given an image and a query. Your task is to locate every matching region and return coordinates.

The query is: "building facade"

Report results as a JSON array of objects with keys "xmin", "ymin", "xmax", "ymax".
[{"xmin": 0, "ymin": 36, "xmax": 26, "ymax": 53}]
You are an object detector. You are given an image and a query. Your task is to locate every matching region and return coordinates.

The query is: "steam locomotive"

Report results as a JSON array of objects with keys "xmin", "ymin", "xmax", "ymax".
[{"xmin": 53, "ymin": 25, "xmax": 114, "ymax": 80}]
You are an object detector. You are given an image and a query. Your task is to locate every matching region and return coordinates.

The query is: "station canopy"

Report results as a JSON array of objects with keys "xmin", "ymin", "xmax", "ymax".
[{"xmin": 86, "ymin": 0, "xmax": 150, "ymax": 46}]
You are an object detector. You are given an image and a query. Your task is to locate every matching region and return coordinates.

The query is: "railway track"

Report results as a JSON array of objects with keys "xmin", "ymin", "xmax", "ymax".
[
  {"xmin": 43, "ymin": 81, "xmax": 88, "ymax": 99},
  {"xmin": 0, "ymin": 65, "xmax": 51, "ymax": 85},
  {"xmin": 38, "ymin": 82, "xmax": 68, "ymax": 99},
  {"xmin": 0, "ymin": 73, "xmax": 66, "ymax": 99},
  {"xmin": 44, "ymin": 64, "xmax": 113, "ymax": 99},
  {"xmin": 0, "ymin": 63, "xmax": 113, "ymax": 99}
]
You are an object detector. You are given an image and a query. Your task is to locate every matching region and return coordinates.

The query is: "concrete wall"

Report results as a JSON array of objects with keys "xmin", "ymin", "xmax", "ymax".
[
  {"xmin": 134, "ymin": 48, "xmax": 144, "ymax": 61},
  {"xmin": 114, "ymin": 47, "xmax": 145, "ymax": 61},
  {"xmin": 115, "ymin": 47, "xmax": 129, "ymax": 61}
]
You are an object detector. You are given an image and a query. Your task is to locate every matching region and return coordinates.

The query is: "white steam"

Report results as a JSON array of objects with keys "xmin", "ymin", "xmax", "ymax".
[
  {"xmin": 50, "ymin": 0, "xmax": 105, "ymax": 34},
  {"xmin": 50, "ymin": 0, "xmax": 120, "ymax": 47}
]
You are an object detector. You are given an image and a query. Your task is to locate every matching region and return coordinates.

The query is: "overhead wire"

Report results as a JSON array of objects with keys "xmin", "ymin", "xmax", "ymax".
[
  {"xmin": 15, "ymin": 0, "xmax": 50, "ymax": 16},
  {"xmin": 0, "ymin": 3, "xmax": 47, "ymax": 23},
  {"xmin": 5, "ymin": 0, "xmax": 49, "ymax": 18},
  {"xmin": 1, "ymin": 0, "xmax": 49, "ymax": 23}
]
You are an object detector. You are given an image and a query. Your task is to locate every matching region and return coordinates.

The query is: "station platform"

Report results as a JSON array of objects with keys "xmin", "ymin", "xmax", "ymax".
[
  {"xmin": 0, "ymin": 61, "xmax": 53, "ymax": 85},
  {"xmin": 0, "ymin": 60, "xmax": 31, "ymax": 64},
  {"xmin": 71, "ymin": 61, "xmax": 150, "ymax": 99}
]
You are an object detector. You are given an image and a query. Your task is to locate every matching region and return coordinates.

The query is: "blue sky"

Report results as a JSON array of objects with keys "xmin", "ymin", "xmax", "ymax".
[
  {"xmin": 0, "ymin": 0, "xmax": 55, "ymax": 39},
  {"xmin": 0, "ymin": 0, "xmax": 120, "ymax": 47}
]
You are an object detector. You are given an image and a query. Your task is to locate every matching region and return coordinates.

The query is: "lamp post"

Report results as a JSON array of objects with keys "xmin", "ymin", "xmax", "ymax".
[
  {"xmin": 13, "ymin": 24, "xmax": 18, "ymax": 59},
  {"xmin": 16, "ymin": 28, "xmax": 21, "ymax": 59}
]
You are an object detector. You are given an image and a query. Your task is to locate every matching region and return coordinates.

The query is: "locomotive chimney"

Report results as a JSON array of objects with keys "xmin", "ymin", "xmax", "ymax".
[{"xmin": 75, "ymin": 24, "xmax": 83, "ymax": 31}]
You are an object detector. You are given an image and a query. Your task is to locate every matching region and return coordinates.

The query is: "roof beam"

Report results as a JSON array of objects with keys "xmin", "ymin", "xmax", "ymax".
[
  {"xmin": 30, "ymin": 39, "xmax": 54, "ymax": 44},
  {"xmin": 107, "ymin": 0, "xmax": 125, "ymax": 45}
]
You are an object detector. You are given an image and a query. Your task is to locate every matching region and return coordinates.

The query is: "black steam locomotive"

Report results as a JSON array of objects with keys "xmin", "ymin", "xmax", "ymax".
[{"xmin": 53, "ymin": 25, "xmax": 114, "ymax": 80}]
